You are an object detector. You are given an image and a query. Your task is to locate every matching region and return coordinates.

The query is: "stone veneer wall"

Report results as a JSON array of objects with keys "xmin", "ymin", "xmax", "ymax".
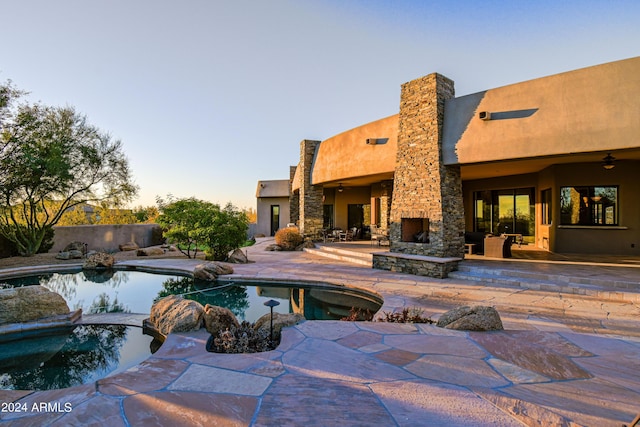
[
  {"xmin": 389, "ymin": 73, "xmax": 465, "ymax": 258},
  {"xmin": 298, "ymin": 140, "xmax": 324, "ymax": 237},
  {"xmin": 379, "ymin": 180, "xmax": 393, "ymax": 230},
  {"xmin": 289, "ymin": 165, "xmax": 299, "ymax": 225}
]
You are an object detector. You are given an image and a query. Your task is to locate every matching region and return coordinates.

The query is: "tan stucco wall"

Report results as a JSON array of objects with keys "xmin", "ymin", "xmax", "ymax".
[
  {"xmin": 552, "ymin": 161, "xmax": 640, "ymax": 254},
  {"xmin": 51, "ymin": 224, "xmax": 161, "ymax": 253},
  {"xmin": 443, "ymin": 56, "xmax": 640, "ymax": 165},
  {"xmin": 256, "ymin": 196, "xmax": 290, "ymax": 236},
  {"xmin": 310, "ymin": 115, "xmax": 398, "ymax": 185}
]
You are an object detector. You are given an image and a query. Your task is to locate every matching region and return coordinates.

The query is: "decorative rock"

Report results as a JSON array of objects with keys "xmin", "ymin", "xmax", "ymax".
[
  {"xmin": 203, "ymin": 304, "xmax": 240, "ymax": 337},
  {"xmin": 119, "ymin": 242, "xmax": 139, "ymax": 251},
  {"xmin": 68, "ymin": 249, "xmax": 84, "ymax": 259},
  {"xmin": 295, "ymin": 241, "xmax": 316, "ymax": 251},
  {"xmin": 83, "ymin": 252, "xmax": 115, "ymax": 270},
  {"xmin": 56, "ymin": 249, "xmax": 83, "ymax": 260},
  {"xmin": 264, "ymin": 244, "xmax": 283, "ymax": 251},
  {"xmin": 0, "ymin": 286, "xmax": 70, "ymax": 324},
  {"xmin": 227, "ymin": 248, "xmax": 248, "ymax": 264},
  {"xmin": 149, "ymin": 295, "xmax": 204, "ymax": 335},
  {"xmin": 193, "ymin": 262, "xmax": 234, "ymax": 281},
  {"xmin": 437, "ymin": 305, "xmax": 503, "ymax": 331},
  {"xmin": 254, "ymin": 312, "xmax": 305, "ymax": 341},
  {"xmin": 63, "ymin": 241, "xmax": 86, "ymax": 252},
  {"xmin": 136, "ymin": 247, "xmax": 165, "ymax": 256}
]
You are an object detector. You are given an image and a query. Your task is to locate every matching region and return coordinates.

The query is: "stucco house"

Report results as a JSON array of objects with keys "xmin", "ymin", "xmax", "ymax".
[
  {"xmin": 257, "ymin": 57, "xmax": 640, "ymax": 268},
  {"xmin": 255, "ymin": 179, "xmax": 291, "ymax": 236}
]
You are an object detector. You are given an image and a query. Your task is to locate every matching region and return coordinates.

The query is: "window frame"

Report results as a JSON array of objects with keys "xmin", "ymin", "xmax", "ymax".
[{"xmin": 559, "ymin": 185, "xmax": 619, "ymax": 226}]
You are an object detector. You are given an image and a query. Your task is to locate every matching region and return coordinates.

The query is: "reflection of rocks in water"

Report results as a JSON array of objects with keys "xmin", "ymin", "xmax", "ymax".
[
  {"xmin": 0, "ymin": 327, "xmax": 75, "ymax": 371},
  {"xmin": 82, "ymin": 269, "xmax": 115, "ymax": 284}
]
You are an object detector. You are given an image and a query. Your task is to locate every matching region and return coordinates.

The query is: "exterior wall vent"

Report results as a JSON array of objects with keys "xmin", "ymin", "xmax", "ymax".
[{"xmin": 478, "ymin": 111, "xmax": 491, "ymax": 121}]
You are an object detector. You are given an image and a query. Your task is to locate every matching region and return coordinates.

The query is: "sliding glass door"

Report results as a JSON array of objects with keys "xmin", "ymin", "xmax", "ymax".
[{"xmin": 474, "ymin": 188, "xmax": 535, "ymax": 242}]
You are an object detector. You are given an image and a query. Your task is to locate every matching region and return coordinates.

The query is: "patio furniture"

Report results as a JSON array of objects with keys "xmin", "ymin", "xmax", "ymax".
[{"xmin": 484, "ymin": 235, "xmax": 512, "ymax": 258}]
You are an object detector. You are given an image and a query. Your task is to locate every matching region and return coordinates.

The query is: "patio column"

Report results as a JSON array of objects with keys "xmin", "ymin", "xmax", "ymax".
[{"xmin": 298, "ymin": 139, "xmax": 323, "ymax": 237}]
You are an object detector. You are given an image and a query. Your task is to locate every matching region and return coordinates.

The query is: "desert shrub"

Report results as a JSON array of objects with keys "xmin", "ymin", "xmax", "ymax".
[
  {"xmin": 274, "ymin": 227, "xmax": 303, "ymax": 250},
  {"xmin": 341, "ymin": 307, "xmax": 434, "ymax": 323},
  {"xmin": 206, "ymin": 321, "xmax": 276, "ymax": 353}
]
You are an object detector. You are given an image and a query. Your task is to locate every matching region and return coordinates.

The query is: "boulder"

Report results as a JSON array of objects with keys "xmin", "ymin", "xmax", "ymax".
[
  {"xmin": 203, "ymin": 304, "xmax": 240, "ymax": 337},
  {"xmin": 264, "ymin": 244, "xmax": 283, "ymax": 251},
  {"xmin": 119, "ymin": 242, "xmax": 139, "ymax": 251},
  {"xmin": 136, "ymin": 247, "xmax": 165, "ymax": 256},
  {"xmin": 149, "ymin": 295, "xmax": 204, "ymax": 335},
  {"xmin": 63, "ymin": 241, "xmax": 86, "ymax": 252},
  {"xmin": 56, "ymin": 249, "xmax": 84, "ymax": 260},
  {"xmin": 83, "ymin": 252, "xmax": 115, "ymax": 270},
  {"xmin": 227, "ymin": 248, "xmax": 248, "ymax": 264},
  {"xmin": 295, "ymin": 241, "xmax": 316, "ymax": 251},
  {"xmin": 436, "ymin": 305, "xmax": 503, "ymax": 331},
  {"xmin": 0, "ymin": 286, "xmax": 70, "ymax": 324},
  {"xmin": 254, "ymin": 312, "xmax": 305, "ymax": 341},
  {"xmin": 193, "ymin": 262, "xmax": 234, "ymax": 281}
]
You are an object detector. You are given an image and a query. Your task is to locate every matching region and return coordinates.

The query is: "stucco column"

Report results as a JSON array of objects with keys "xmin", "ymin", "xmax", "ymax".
[
  {"xmin": 298, "ymin": 139, "xmax": 323, "ymax": 237},
  {"xmin": 389, "ymin": 73, "xmax": 465, "ymax": 258}
]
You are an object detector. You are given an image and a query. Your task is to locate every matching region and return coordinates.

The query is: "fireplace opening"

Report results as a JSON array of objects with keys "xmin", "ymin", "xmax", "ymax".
[{"xmin": 401, "ymin": 218, "xmax": 429, "ymax": 243}]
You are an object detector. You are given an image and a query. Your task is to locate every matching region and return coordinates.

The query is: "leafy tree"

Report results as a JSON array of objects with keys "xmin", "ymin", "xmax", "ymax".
[
  {"xmin": 132, "ymin": 205, "xmax": 160, "ymax": 223},
  {"xmin": 156, "ymin": 196, "xmax": 248, "ymax": 260},
  {"xmin": 0, "ymin": 80, "xmax": 138, "ymax": 255},
  {"xmin": 91, "ymin": 202, "xmax": 136, "ymax": 224}
]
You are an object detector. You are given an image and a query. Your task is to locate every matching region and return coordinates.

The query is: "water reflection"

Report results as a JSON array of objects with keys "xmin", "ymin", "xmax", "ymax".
[
  {"xmin": 0, "ymin": 325, "xmax": 131, "ymax": 391},
  {"xmin": 157, "ymin": 277, "xmax": 251, "ymax": 318}
]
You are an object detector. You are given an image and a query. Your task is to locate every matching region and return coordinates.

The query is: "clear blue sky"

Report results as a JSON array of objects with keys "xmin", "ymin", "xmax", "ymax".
[{"xmin": 1, "ymin": 0, "xmax": 638, "ymax": 210}]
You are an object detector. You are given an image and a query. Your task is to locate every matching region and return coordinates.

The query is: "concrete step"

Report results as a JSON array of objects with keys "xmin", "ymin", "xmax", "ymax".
[
  {"xmin": 449, "ymin": 266, "xmax": 640, "ymax": 302},
  {"xmin": 303, "ymin": 246, "xmax": 373, "ymax": 267}
]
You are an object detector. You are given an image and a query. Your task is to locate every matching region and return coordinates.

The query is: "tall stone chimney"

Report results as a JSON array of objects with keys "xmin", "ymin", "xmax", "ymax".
[{"xmin": 389, "ymin": 73, "xmax": 465, "ymax": 258}]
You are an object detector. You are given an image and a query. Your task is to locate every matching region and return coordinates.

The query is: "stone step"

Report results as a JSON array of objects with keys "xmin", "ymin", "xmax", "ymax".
[
  {"xmin": 303, "ymin": 246, "xmax": 372, "ymax": 267},
  {"xmin": 449, "ymin": 267, "xmax": 640, "ymax": 303}
]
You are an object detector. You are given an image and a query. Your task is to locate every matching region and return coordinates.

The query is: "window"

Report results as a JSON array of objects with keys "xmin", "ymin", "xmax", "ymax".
[
  {"xmin": 473, "ymin": 188, "xmax": 535, "ymax": 237},
  {"xmin": 560, "ymin": 186, "xmax": 618, "ymax": 226},
  {"xmin": 541, "ymin": 188, "xmax": 552, "ymax": 225}
]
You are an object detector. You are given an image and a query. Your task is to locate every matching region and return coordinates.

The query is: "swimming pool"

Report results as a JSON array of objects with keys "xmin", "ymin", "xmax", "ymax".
[
  {"xmin": 0, "ymin": 324, "xmax": 153, "ymax": 391},
  {"xmin": 2, "ymin": 270, "xmax": 382, "ymax": 322}
]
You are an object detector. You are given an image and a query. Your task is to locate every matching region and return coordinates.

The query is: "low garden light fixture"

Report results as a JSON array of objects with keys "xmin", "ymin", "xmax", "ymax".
[
  {"xmin": 602, "ymin": 153, "xmax": 616, "ymax": 170},
  {"xmin": 263, "ymin": 299, "xmax": 280, "ymax": 342}
]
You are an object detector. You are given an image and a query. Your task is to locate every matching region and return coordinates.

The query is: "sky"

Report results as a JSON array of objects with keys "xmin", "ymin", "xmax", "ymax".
[{"xmin": 1, "ymin": 0, "xmax": 639, "ymax": 210}]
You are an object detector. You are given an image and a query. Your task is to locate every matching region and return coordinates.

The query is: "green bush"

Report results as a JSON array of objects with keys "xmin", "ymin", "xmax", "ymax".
[
  {"xmin": 274, "ymin": 227, "xmax": 303, "ymax": 250},
  {"xmin": 156, "ymin": 197, "xmax": 248, "ymax": 260}
]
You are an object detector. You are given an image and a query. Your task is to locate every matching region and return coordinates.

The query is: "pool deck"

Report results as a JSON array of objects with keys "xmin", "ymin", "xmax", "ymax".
[{"xmin": 1, "ymin": 238, "xmax": 640, "ymax": 426}]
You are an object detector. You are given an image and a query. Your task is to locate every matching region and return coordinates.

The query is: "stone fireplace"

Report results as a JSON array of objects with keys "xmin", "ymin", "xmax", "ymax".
[{"xmin": 372, "ymin": 72, "xmax": 464, "ymax": 277}]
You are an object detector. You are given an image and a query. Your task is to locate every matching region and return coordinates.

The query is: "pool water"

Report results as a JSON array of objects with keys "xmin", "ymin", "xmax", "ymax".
[
  {"xmin": 0, "ymin": 324, "xmax": 153, "ymax": 391},
  {"xmin": 3, "ymin": 270, "xmax": 382, "ymax": 322}
]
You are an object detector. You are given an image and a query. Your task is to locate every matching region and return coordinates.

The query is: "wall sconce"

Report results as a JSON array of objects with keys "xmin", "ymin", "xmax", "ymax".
[
  {"xmin": 338, "ymin": 184, "xmax": 344, "ymax": 193},
  {"xmin": 602, "ymin": 153, "xmax": 615, "ymax": 170}
]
